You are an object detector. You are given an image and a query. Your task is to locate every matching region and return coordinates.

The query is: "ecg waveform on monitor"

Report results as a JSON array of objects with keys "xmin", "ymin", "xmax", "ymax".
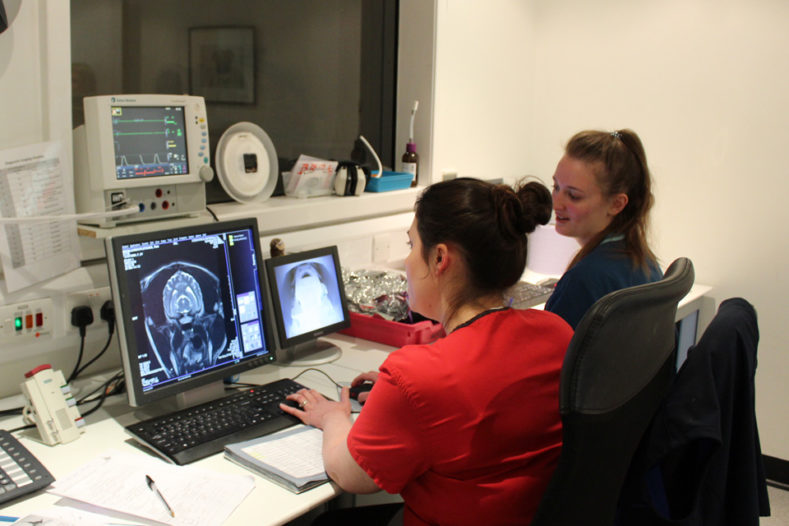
[{"xmin": 111, "ymin": 107, "xmax": 189, "ymax": 180}]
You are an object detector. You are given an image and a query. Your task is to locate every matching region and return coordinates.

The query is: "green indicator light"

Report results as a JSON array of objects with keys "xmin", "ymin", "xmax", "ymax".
[{"xmin": 14, "ymin": 317, "xmax": 23, "ymax": 331}]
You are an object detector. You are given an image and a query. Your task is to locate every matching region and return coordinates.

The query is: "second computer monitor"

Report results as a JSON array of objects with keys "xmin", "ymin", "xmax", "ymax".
[{"xmin": 265, "ymin": 246, "xmax": 351, "ymax": 365}]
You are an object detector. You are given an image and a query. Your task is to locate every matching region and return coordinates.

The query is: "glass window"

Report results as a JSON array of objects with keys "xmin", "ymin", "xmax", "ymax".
[{"xmin": 71, "ymin": 0, "xmax": 397, "ymax": 202}]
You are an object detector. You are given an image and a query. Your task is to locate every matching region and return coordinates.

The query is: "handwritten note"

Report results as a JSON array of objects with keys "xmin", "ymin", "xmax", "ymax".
[{"xmin": 49, "ymin": 450, "xmax": 255, "ymax": 526}]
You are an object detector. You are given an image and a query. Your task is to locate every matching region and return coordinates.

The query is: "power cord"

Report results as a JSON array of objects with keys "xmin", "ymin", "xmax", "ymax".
[
  {"xmin": 224, "ymin": 369, "xmax": 345, "ymax": 391},
  {"xmin": 206, "ymin": 206, "xmax": 219, "ymax": 222},
  {"xmin": 0, "ymin": 406, "xmax": 23, "ymax": 417},
  {"xmin": 67, "ymin": 305, "xmax": 94, "ymax": 383},
  {"xmin": 290, "ymin": 367, "xmax": 344, "ymax": 389},
  {"xmin": 74, "ymin": 301, "xmax": 115, "ymax": 378},
  {"xmin": 0, "ymin": 205, "xmax": 139, "ymax": 224},
  {"xmin": 77, "ymin": 370, "xmax": 125, "ymax": 418}
]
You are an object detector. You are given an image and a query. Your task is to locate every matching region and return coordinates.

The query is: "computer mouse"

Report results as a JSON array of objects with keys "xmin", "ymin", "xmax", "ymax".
[{"xmin": 349, "ymin": 382, "xmax": 374, "ymax": 401}]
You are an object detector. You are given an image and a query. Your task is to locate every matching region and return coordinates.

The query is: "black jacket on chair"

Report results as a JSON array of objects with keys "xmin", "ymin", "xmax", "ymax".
[{"xmin": 618, "ymin": 297, "xmax": 770, "ymax": 525}]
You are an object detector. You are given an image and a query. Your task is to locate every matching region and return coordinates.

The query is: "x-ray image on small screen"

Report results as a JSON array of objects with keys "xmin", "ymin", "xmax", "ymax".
[
  {"xmin": 275, "ymin": 257, "xmax": 344, "ymax": 339},
  {"xmin": 265, "ymin": 246, "xmax": 350, "ymax": 365}
]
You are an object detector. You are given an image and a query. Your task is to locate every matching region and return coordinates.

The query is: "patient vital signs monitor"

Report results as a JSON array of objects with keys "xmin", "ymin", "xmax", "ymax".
[{"xmin": 74, "ymin": 94, "xmax": 214, "ymax": 227}]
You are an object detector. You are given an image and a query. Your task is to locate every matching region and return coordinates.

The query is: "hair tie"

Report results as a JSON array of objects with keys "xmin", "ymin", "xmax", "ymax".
[{"xmin": 611, "ymin": 131, "xmax": 622, "ymax": 139}]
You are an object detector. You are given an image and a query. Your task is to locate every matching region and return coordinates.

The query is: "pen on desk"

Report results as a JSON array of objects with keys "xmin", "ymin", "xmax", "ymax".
[{"xmin": 145, "ymin": 474, "xmax": 175, "ymax": 518}]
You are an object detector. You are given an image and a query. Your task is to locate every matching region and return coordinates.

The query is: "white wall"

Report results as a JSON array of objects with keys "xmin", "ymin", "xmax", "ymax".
[
  {"xmin": 0, "ymin": 1, "xmax": 71, "ymax": 150},
  {"xmin": 432, "ymin": 1, "xmax": 538, "ymax": 182},
  {"xmin": 430, "ymin": 0, "xmax": 789, "ymax": 459}
]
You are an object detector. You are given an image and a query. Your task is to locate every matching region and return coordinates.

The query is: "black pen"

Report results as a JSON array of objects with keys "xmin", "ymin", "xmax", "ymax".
[{"xmin": 145, "ymin": 474, "xmax": 175, "ymax": 518}]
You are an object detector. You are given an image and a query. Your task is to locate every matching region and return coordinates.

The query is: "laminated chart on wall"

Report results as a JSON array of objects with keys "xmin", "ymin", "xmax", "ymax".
[{"xmin": 0, "ymin": 140, "xmax": 80, "ymax": 292}]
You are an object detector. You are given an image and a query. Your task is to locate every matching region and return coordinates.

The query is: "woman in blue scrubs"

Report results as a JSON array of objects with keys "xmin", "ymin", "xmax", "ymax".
[{"xmin": 545, "ymin": 129, "xmax": 662, "ymax": 328}]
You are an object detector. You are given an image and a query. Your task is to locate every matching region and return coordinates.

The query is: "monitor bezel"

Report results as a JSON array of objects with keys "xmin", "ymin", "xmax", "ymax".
[
  {"xmin": 264, "ymin": 246, "xmax": 351, "ymax": 351},
  {"xmin": 106, "ymin": 218, "xmax": 278, "ymax": 407}
]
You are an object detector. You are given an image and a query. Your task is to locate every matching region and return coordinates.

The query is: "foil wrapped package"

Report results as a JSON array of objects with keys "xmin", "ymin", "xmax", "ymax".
[{"xmin": 342, "ymin": 268, "xmax": 409, "ymax": 321}]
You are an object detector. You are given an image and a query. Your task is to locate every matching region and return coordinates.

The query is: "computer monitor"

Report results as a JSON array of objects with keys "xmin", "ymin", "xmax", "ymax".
[
  {"xmin": 265, "ymin": 246, "xmax": 351, "ymax": 366},
  {"xmin": 105, "ymin": 218, "xmax": 277, "ymax": 408},
  {"xmin": 74, "ymin": 94, "xmax": 214, "ymax": 227}
]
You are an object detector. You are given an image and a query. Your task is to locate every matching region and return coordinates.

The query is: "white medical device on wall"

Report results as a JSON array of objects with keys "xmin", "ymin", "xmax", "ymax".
[
  {"xmin": 214, "ymin": 121, "xmax": 279, "ymax": 203},
  {"xmin": 73, "ymin": 94, "xmax": 214, "ymax": 227}
]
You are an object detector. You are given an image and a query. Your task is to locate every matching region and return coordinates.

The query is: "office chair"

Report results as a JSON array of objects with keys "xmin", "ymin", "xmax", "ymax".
[
  {"xmin": 530, "ymin": 257, "xmax": 694, "ymax": 526},
  {"xmin": 617, "ymin": 297, "xmax": 770, "ymax": 525}
]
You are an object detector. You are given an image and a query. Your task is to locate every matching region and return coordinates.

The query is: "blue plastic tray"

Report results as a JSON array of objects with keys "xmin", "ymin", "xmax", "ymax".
[{"xmin": 365, "ymin": 171, "xmax": 413, "ymax": 192}]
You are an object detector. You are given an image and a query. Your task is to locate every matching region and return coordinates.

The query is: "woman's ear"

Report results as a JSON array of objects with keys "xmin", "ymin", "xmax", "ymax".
[
  {"xmin": 608, "ymin": 193, "xmax": 629, "ymax": 216},
  {"xmin": 433, "ymin": 244, "xmax": 450, "ymax": 274}
]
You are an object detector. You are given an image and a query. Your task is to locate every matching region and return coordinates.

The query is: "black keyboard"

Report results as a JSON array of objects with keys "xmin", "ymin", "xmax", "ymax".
[
  {"xmin": 125, "ymin": 378, "xmax": 305, "ymax": 465},
  {"xmin": 0, "ymin": 429, "xmax": 55, "ymax": 505}
]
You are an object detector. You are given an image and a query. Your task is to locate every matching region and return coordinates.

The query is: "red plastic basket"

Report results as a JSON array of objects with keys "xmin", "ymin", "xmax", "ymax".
[{"xmin": 340, "ymin": 311, "xmax": 444, "ymax": 348}]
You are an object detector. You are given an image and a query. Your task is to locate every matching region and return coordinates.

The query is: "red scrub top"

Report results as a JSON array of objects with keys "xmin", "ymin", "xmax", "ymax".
[{"xmin": 347, "ymin": 308, "xmax": 573, "ymax": 525}]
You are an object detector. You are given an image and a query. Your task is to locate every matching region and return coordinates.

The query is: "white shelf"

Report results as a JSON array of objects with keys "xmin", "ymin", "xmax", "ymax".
[
  {"xmin": 207, "ymin": 187, "xmax": 420, "ymax": 236},
  {"xmin": 76, "ymin": 188, "xmax": 420, "ymax": 260}
]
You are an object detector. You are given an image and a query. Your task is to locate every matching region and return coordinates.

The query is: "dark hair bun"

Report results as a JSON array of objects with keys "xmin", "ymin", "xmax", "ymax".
[
  {"xmin": 516, "ymin": 180, "xmax": 552, "ymax": 234},
  {"xmin": 491, "ymin": 179, "xmax": 552, "ymax": 238}
]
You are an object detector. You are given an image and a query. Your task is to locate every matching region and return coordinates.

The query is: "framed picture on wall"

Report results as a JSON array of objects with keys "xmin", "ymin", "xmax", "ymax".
[{"xmin": 189, "ymin": 26, "xmax": 255, "ymax": 104}]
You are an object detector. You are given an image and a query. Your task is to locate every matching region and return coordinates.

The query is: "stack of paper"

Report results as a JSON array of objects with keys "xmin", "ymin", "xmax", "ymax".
[
  {"xmin": 47, "ymin": 450, "xmax": 255, "ymax": 526},
  {"xmin": 225, "ymin": 425, "xmax": 330, "ymax": 493}
]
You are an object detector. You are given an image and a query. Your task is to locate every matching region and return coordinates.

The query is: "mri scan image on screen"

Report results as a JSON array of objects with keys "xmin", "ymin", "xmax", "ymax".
[
  {"xmin": 141, "ymin": 261, "xmax": 229, "ymax": 380},
  {"xmin": 106, "ymin": 219, "xmax": 277, "ymax": 407}
]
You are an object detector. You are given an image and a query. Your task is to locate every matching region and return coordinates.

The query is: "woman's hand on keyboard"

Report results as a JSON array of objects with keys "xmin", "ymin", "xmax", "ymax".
[{"xmin": 281, "ymin": 387, "xmax": 351, "ymax": 430}]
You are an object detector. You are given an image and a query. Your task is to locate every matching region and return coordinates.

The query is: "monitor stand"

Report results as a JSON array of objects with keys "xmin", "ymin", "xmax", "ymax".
[
  {"xmin": 173, "ymin": 380, "xmax": 226, "ymax": 410},
  {"xmin": 130, "ymin": 380, "xmax": 227, "ymax": 421},
  {"xmin": 278, "ymin": 338, "xmax": 342, "ymax": 366}
]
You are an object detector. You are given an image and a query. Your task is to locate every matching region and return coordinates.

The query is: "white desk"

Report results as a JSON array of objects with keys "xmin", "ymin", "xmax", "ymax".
[
  {"xmin": 0, "ymin": 334, "xmax": 395, "ymax": 525},
  {"xmin": 0, "ymin": 285, "xmax": 713, "ymax": 524}
]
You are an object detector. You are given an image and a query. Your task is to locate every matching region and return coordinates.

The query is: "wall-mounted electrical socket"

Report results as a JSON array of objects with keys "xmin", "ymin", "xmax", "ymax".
[
  {"xmin": 442, "ymin": 170, "xmax": 458, "ymax": 181},
  {"xmin": 64, "ymin": 287, "xmax": 112, "ymax": 333}
]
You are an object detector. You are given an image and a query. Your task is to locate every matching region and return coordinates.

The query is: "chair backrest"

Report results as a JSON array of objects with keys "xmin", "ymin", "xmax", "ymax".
[
  {"xmin": 531, "ymin": 257, "xmax": 695, "ymax": 526},
  {"xmin": 617, "ymin": 297, "xmax": 770, "ymax": 525}
]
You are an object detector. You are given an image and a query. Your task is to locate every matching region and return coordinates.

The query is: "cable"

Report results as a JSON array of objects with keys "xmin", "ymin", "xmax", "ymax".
[
  {"xmin": 67, "ymin": 335, "xmax": 86, "ymax": 384},
  {"xmin": 74, "ymin": 301, "xmax": 116, "ymax": 378},
  {"xmin": 290, "ymin": 367, "xmax": 344, "ymax": 389},
  {"xmin": 77, "ymin": 371, "xmax": 125, "ymax": 418},
  {"xmin": 359, "ymin": 135, "xmax": 383, "ymax": 177},
  {"xmin": 0, "ymin": 205, "xmax": 139, "ymax": 224},
  {"xmin": 206, "ymin": 206, "xmax": 219, "ymax": 222},
  {"xmin": 77, "ymin": 370, "xmax": 124, "ymax": 404},
  {"xmin": 67, "ymin": 305, "xmax": 94, "ymax": 383},
  {"xmin": 74, "ymin": 328, "xmax": 114, "ymax": 379},
  {"xmin": 7, "ymin": 423, "xmax": 35, "ymax": 434}
]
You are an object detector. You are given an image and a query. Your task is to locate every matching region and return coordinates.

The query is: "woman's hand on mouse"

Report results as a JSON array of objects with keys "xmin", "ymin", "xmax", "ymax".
[
  {"xmin": 351, "ymin": 371, "xmax": 379, "ymax": 404},
  {"xmin": 281, "ymin": 388, "xmax": 351, "ymax": 430}
]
